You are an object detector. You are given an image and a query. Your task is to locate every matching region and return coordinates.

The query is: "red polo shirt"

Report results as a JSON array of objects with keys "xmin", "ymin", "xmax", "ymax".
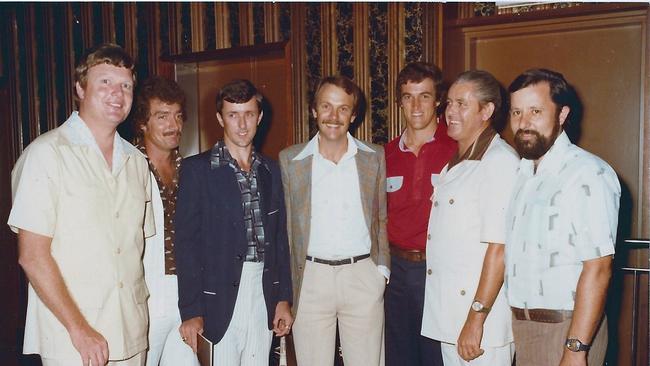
[{"xmin": 385, "ymin": 119, "xmax": 457, "ymax": 251}]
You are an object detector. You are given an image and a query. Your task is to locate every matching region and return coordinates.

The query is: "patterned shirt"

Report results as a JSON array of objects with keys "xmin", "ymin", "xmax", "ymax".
[
  {"xmin": 211, "ymin": 141, "xmax": 266, "ymax": 262},
  {"xmin": 505, "ymin": 132, "xmax": 620, "ymax": 310},
  {"xmin": 137, "ymin": 144, "xmax": 182, "ymax": 275}
]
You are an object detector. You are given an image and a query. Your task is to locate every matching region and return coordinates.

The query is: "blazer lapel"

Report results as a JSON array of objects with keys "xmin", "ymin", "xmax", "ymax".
[
  {"xmin": 355, "ymin": 149, "xmax": 377, "ymax": 230},
  {"xmin": 257, "ymin": 160, "xmax": 271, "ymax": 217},
  {"xmin": 289, "ymin": 155, "xmax": 312, "ymax": 251}
]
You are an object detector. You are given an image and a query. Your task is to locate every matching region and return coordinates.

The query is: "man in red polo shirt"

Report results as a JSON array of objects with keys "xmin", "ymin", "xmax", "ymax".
[{"xmin": 384, "ymin": 62, "xmax": 456, "ymax": 366}]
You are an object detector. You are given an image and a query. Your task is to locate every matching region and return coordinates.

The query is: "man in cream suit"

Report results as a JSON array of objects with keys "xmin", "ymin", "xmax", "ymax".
[
  {"xmin": 279, "ymin": 75, "xmax": 390, "ymax": 366},
  {"xmin": 131, "ymin": 76, "xmax": 199, "ymax": 366},
  {"xmin": 8, "ymin": 44, "xmax": 153, "ymax": 366}
]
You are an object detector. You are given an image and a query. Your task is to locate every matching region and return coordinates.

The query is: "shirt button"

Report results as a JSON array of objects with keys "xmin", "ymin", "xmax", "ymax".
[
  {"xmin": 118, "ymin": 282, "xmax": 123, "ymax": 289},
  {"xmin": 434, "ymin": 201, "xmax": 438, "ymax": 207},
  {"xmin": 233, "ymin": 281, "xmax": 239, "ymax": 287},
  {"xmin": 114, "ymin": 212, "xmax": 120, "ymax": 218},
  {"xmin": 116, "ymin": 248, "xmax": 121, "ymax": 254},
  {"xmin": 449, "ymin": 199, "xmax": 455, "ymax": 205},
  {"xmin": 460, "ymin": 290, "xmax": 466, "ymax": 296},
  {"xmin": 427, "ymin": 269, "xmax": 432, "ymax": 275},
  {"xmin": 427, "ymin": 234, "xmax": 431, "ymax": 240}
]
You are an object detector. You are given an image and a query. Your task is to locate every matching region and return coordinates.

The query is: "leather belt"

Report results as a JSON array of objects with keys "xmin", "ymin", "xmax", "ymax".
[
  {"xmin": 306, "ymin": 254, "xmax": 370, "ymax": 266},
  {"xmin": 511, "ymin": 307, "xmax": 573, "ymax": 323},
  {"xmin": 390, "ymin": 245, "xmax": 426, "ymax": 262}
]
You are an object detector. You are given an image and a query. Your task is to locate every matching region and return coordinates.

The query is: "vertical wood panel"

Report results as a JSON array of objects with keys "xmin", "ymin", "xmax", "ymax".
[
  {"xmin": 264, "ymin": 3, "xmax": 281, "ymax": 43},
  {"xmin": 353, "ymin": 3, "xmax": 371, "ymax": 142},
  {"xmin": 321, "ymin": 3, "xmax": 336, "ymax": 76},
  {"xmin": 102, "ymin": 3, "xmax": 115, "ymax": 44},
  {"xmin": 238, "ymin": 3, "xmax": 254, "ymax": 46},
  {"xmin": 190, "ymin": 3, "xmax": 204, "ymax": 53},
  {"xmin": 387, "ymin": 3, "xmax": 405, "ymax": 141},
  {"xmin": 215, "ymin": 3, "xmax": 231, "ymax": 49},
  {"xmin": 290, "ymin": 3, "xmax": 309, "ymax": 143}
]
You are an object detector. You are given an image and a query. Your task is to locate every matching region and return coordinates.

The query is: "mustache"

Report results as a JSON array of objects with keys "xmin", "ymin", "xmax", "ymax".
[
  {"xmin": 162, "ymin": 130, "xmax": 181, "ymax": 137},
  {"xmin": 322, "ymin": 120, "xmax": 344, "ymax": 126},
  {"xmin": 515, "ymin": 129, "xmax": 541, "ymax": 138}
]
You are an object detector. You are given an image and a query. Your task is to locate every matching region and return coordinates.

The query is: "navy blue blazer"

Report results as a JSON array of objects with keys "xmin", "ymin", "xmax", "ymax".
[{"xmin": 174, "ymin": 149, "xmax": 292, "ymax": 343}]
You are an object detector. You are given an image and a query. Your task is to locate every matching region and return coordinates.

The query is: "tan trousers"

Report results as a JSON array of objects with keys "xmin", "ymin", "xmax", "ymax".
[
  {"xmin": 512, "ymin": 315, "xmax": 608, "ymax": 366},
  {"xmin": 293, "ymin": 258, "xmax": 385, "ymax": 366},
  {"xmin": 42, "ymin": 351, "xmax": 145, "ymax": 366}
]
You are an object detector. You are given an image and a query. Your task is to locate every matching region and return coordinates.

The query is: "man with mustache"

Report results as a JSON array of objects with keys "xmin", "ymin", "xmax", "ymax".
[
  {"xmin": 175, "ymin": 79, "xmax": 293, "ymax": 365},
  {"xmin": 505, "ymin": 69, "xmax": 620, "ymax": 366},
  {"xmin": 279, "ymin": 76, "xmax": 389, "ymax": 366},
  {"xmin": 131, "ymin": 76, "xmax": 199, "ymax": 366},
  {"xmin": 8, "ymin": 43, "xmax": 153, "ymax": 366},
  {"xmin": 384, "ymin": 62, "xmax": 455, "ymax": 366}
]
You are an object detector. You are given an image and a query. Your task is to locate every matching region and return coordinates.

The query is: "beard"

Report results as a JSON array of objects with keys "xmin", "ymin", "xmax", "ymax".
[{"xmin": 514, "ymin": 123, "xmax": 561, "ymax": 160}]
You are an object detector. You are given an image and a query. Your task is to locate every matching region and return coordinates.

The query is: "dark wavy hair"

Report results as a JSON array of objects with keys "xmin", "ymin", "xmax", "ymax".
[
  {"xmin": 131, "ymin": 76, "xmax": 186, "ymax": 144},
  {"xmin": 215, "ymin": 79, "xmax": 263, "ymax": 114}
]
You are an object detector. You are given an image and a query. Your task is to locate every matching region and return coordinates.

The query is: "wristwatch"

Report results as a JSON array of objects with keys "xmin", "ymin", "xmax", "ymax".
[
  {"xmin": 470, "ymin": 300, "xmax": 491, "ymax": 313},
  {"xmin": 565, "ymin": 338, "xmax": 591, "ymax": 352}
]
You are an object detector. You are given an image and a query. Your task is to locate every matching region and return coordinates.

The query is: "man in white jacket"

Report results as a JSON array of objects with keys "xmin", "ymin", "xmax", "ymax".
[{"xmin": 132, "ymin": 76, "xmax": 199, "ymax": 366}]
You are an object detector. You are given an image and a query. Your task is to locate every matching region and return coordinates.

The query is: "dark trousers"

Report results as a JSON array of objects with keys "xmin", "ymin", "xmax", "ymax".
[{"xmin": 385, "ymin": 254, "xmax": 443, "ymax": 366}]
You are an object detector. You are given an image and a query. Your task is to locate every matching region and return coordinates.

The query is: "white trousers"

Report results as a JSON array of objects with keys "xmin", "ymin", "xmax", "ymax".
[
  {"xmin": 146, "ymin": 275, "xmax": 199, "ymax": 366},
  {"xmin": 293, "ymin": 258, "xmax": 385, "ymax": 366},
  {"xmin": 213, "ymin": 262, "xmax": 273, "ymax": 366},
  {"xmin": 440, "ymin": 341, "xmax": 514, "ymax": 366},
  {"xmin": 42, "ymin": 351, "xmax": 145, "ymax": 366}
]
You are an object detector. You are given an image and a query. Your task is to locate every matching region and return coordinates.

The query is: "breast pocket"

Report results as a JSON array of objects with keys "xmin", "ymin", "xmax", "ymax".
[{"xmin": 386, "ymin": 176, "xmax": 404, "ymax": 193}]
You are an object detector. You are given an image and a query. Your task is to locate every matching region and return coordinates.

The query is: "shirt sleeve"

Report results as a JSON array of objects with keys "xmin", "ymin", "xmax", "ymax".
[
  {"xmin": 7, "ymin": 141, "xmax": 59, "ymax": 237},
  {"xmin": 143, "ymin": 170, "xmax": 156, "ymax": 238},
  {"xmin": 568, "ymin": 164, "xmax": 620, "ymax": 260},
  {"xmin": 479, "ymin": 146, "xmax": 519, "ymax": 245}
]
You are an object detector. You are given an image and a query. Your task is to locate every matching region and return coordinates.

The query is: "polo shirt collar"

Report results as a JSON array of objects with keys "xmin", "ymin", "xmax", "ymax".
[{"xmin": 292, "ymin": 132, "xmax": 374, "ymax": 161}]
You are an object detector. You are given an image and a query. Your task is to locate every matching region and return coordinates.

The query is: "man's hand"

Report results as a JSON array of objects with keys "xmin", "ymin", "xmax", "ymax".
[
  {"xmin": 559, "ymin": 348, "xmax": 587, "ymax": 366},
  {"xmin": 179, "ymin": 316, "xmax": 204, "ymax": 353},
  {"xmin": 272, "ymin": 301, "xmax": 293, "ymax": 337},
  {"xmin": 69, "ymin": 323, "xmax": 109, "ymax": 366},
  {"xmin": 457, "ymin": 317, "xmax": 485, "ymax": 361}
]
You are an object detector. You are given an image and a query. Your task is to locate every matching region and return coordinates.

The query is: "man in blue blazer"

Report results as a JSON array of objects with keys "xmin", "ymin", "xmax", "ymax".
[{"xmin": 175, "ymin": 79, "xmax": 293, "ymax": 365}]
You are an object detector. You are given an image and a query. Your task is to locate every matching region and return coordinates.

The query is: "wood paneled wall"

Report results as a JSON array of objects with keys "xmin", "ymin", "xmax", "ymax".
[{"xmin": 0, "ymin": 2, "xmax": 443, "ymax": 156}]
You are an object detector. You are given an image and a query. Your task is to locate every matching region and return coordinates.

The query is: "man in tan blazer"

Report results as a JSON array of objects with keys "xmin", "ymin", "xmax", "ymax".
[{"xmin": 279, "ymin": 75, "xmax": 389, "ymax": 366}]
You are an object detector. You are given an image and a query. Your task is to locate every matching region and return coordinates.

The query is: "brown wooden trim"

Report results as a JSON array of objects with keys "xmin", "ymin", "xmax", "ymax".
[
  {"xmin": 190, "ymin": 3, "xmax": 204, "ymax": 52},
  {"xmin": 6, "ymin": 7, "xmax": 22, "ymax": 159},
  {"xmin": 290, "ymin": 3, "xmax": 308, "ymax": 144},
  {"xmin": 445, "ymin": 2, "xmax": 648, "ymax": 29},
  {"xmin": 387, "ymin": 3, "xmax": 404, "ymax": 141},
  {"xmin": 215, "ymin": 3, "xmax": 231, "ymax": 49},
  {"xmin": 321, "ymin": 3, "xmax": 336, "ymax": 76},
  {"xmin": 63, "ymin": 3, "xmax": 75, "ymax": 115},
  {"xmin": 43, "ymin": 6, "xmax": 58, "ymax": 131},
  {"xmin": 238, "ymin": 3, "xmax": 254, "ymax": 46},
  {"xmin": 21, "ymin": 4, "xmax": 39, "ymax": 141},
  {"xmin": 122, "ymin": 4, "xmax": 138, "ymax": 60},
  {"xmin": 642, "ymin": 9, "xmax": 650, "ymax": 239},
  {"xmin": 264, "ymin": 3, "xmax": 280, "ymax": 43},
  {"xmin": 161, "ymin": 41, "xmax": 288, "ymax": 63},
  {"xmin": 423, "ymin": 3, "xmax": 444, "ymax": 69},
  {"xmin": 79, "ymin": 3, "xmax": 93, "ymax": 50},
  {"xmin": 353, "ymin": 3, "xmax": 371, "ymax": 142},
  {"xmin": 102, "ymin": 3, "xmax": 116, "ymax": 44}
]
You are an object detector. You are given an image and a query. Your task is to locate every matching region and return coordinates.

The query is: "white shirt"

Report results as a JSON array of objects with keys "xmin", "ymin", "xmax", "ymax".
[
  {"xmin": 505, "ymin": 132, "xmax": 620, "ymax": 310},
  {"xmin": 8, "ymin": 112, "xmax": 154, "ymax": 359},
  {"xmin": 421, "ymin": 135, "xmax": 518, "ymax": 347},
  {"xmin": 301, "ymin": 133, "xmax": 372, "ymax": 259}
]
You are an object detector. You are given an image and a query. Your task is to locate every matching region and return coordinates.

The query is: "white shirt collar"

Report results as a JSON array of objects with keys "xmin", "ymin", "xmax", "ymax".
[
  {"xmin": 292, "ymin": 132, "xmax": 374, "ymax": 161},
  {"xmin": 398, "ymin": 129, "xmax": 435, "ymax": 153}
]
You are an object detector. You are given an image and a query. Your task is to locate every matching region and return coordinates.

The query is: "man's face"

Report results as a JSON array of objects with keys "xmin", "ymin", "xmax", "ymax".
[
  {"xmin": 217, "ymin": 98, "xmax": 262, "ymax": 150},
  {"xmin": 76, "ymin": 63, "xmax": 134, "ymax": 128},
  {"xmin": 312, "ymin": 83, "xmax": 356, "ymax": 145},
  {"xmin": 400, "ymin": 78, "xmax": 438, "ymax": 131},
  {"xmin": 142, "ymin": 99, "xmax": 183, "ymax": 153},
  {"xmin": 509, "ymin": 82, "xmax": 569, "ymax": 161},
  {"xmin": 445, "ymin": 81, "xmax": 492, "ymax": 145}
]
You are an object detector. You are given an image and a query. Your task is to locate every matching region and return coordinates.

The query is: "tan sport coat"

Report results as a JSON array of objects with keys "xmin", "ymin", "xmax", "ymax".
[{"xmin": 278, "ymin": 136, "xmax": 389, "ymax": 312}]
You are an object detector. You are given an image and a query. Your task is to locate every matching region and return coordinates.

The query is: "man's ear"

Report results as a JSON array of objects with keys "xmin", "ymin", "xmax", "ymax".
[
  {"xmin": 558, "ymin": 106, "xmax": 570, "ymax": 127},
  {"xmin": 216, "ymin": 112, "xmax": 225, "ymax": 128},
  {"xmin": 257, "ymin": 110, "xmax": 264, "ymax": 126},
  {"xmin": 75, "ymin": 82, "xmax": 85, "ymax": 101},
  {"xmin": 481, "ymin": 102, "xmax": 495, "ymax": 122}
]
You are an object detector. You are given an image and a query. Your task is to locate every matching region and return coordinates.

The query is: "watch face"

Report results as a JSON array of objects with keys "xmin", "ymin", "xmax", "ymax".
[{"xmin": 471, "ymin": 301, "xmax": 482, "ymax": 311}]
